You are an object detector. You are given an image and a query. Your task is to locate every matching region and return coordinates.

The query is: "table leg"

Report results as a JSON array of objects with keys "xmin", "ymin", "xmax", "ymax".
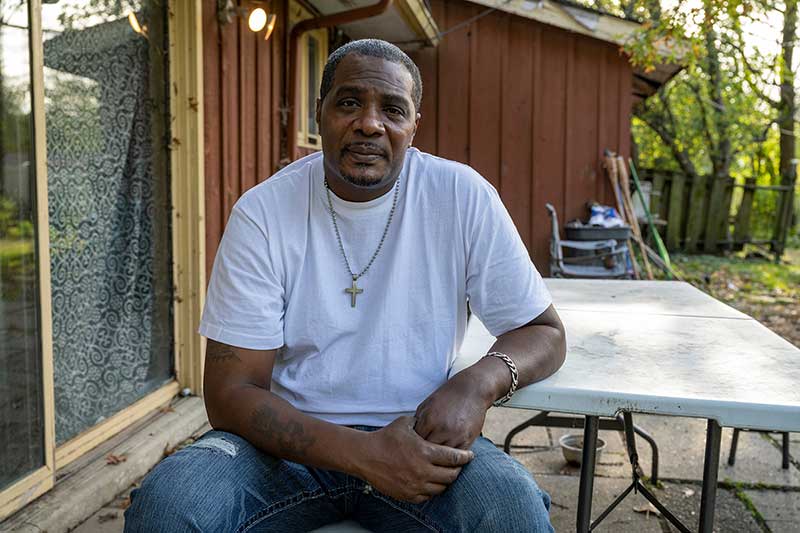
[
  {"xmin": 782, "ymin": 432, "xmax": 790, "ymax": 470},
  {"xmin": 699, "ymin": 419, "xmax": 722, "ymax": 533},
  {"xmin": 577, "ymin": 415, "xmax": 599, "ymax": 533}
]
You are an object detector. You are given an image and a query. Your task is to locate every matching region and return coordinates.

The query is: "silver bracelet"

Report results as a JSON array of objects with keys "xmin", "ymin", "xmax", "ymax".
[{"xmin": 484, "ymin": 351, "xmax": 518, "ymax": 406}]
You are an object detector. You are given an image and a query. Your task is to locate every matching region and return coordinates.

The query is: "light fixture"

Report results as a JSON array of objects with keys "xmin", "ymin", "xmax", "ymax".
[
  {"xmin": 248, "ymin": 7, "xmax": 267, "ymax": 32},
  {"xmin": 218, "ymin": 0, "xmax": 277, "ymax": 41},
  {"xmin": 128, "ymin": 12, "xmax": 148, "ymax": 37},
  {"xmin": 262, "ymin": 12, "xmax": 277, "ymax": 41}
]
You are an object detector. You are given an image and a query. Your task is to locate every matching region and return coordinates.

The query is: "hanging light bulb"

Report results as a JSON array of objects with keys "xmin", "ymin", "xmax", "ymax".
[
  {"xmin": 248, "ymin": 7, "xmax": 268, "ymax": 32},
  {"xmin": 218, "ymin": 0, "xmax": 277, "ymax": 41},
  {"xmin": 263, "ymin": 13, "xmax": 276, "ymax": 41}
]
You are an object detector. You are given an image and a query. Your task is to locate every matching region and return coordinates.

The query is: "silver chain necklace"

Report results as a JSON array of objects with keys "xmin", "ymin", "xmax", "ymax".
[{"xmin": 324, "ymin": 177, "xmax": 400, "ymax": 308}]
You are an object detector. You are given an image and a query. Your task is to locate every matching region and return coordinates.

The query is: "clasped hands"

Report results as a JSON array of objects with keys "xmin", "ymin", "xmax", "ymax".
[{"xmin": 357, "ymin": 370, "xmax": 493, "ymax": 504}]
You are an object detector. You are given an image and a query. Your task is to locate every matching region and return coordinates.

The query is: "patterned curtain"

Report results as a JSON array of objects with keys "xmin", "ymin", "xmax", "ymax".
[{"xmin": 42, "ymin": 6, "xmax": 173, "ymax": 444}]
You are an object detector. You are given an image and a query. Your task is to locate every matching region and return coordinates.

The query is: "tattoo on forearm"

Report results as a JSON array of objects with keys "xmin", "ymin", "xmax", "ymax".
[
  {"xmin": 206, "ymin": 340, "xmax": 242, "ymax": 363},
  {"xmin": 251, "ymin": 403, "xmax": 316, "ymax": 456}
]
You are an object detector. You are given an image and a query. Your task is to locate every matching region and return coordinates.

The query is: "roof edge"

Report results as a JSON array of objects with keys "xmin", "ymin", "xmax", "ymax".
[{"xmin": 467, "ymin": 0, "xmax": 641, "ymax": 47}]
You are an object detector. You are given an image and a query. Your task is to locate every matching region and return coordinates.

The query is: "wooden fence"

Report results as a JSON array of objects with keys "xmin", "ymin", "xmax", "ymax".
[{"xmin": 640, "ymin": 168, "xmax": 796, "ymax": 256}]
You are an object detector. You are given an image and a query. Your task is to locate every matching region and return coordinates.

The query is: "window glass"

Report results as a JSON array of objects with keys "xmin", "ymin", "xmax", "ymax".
[
  {"xmin": 40, "ymin": 0, "xmax": 174, "ymax": 444},
  {"xmin": 0, "ymin": 0, "xmax": 46, "ymax": 490},
  {"xmin": 307, "ymin": 34, "xmax": 319, "ymax": 140}
]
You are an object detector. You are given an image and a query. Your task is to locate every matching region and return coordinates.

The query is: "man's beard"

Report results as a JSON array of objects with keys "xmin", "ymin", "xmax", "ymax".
[{"xmin": 340, "ymin": 170, "xmax": 387, "ymax": 188}]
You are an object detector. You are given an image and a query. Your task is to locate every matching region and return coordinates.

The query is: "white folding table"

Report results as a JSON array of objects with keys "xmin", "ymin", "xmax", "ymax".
[{"xmin": 455, "ymin": 279, "xmax": 800, "ymax": 532}]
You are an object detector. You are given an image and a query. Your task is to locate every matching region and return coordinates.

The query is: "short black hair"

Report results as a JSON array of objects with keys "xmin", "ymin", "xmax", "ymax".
[{"xmin": 319, "ymin": 39, "xmax": 422, "ymax": 112}]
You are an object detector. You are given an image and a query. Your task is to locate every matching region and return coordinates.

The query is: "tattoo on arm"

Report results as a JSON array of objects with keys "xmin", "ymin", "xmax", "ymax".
[
  {"xmin": 251, "ymin": 403, "xmax": 316, "ymax": 456},
  {"xmin": 206, "ymin": 340, "xmax": 242, "ymax": 363}
]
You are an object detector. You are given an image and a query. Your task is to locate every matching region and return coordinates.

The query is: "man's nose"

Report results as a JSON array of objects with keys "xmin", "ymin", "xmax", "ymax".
[{"xmin": 353, "ymin": 105, "xmax": 385, "ymax": 136}]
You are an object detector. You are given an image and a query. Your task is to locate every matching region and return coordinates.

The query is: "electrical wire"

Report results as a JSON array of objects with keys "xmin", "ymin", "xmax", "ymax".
[{"xmin": 392, "ymin": 0, "xmax": 515, "ymax": 46}]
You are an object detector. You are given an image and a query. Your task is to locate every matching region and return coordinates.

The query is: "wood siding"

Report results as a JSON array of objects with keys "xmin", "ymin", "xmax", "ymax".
[
  {"xmin": 410, "ymin": 0, "xmax": 633, "ymax": 273},
  {"xmin": 202, "ymin": 0, "xmax": 633, "ymax": 276},
  {"xmin": 202, "ymin": 0, "xmax": 285, "ymax": 276}
]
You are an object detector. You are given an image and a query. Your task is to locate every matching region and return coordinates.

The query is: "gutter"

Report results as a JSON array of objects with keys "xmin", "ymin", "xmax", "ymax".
[{"xmin": 287, "ymin": 0, "xmax": 393, "ymax": 161}]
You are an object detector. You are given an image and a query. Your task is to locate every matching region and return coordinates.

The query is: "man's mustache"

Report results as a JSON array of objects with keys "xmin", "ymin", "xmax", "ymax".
[{"xmin": 343, "ymin": 143, "xmax": 387, "ymax": 157}]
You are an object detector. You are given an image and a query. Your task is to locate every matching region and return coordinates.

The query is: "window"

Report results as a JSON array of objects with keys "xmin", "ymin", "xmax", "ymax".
[
  {"xmin": 0, "ymin": 0, "xmax": 205, "ymax": 520},
  {"xmin": 289, "ymin": 1, "xmax": 327, "ymax": 151},
  {"xmin": 298, "ymin": 29, "xmax": 327, "ymax": 150}
]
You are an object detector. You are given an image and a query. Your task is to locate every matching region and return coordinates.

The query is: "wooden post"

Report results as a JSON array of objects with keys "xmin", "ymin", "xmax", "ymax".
[
  {"xmin": 660, "ymin": 173, "xmax": 673, "ymax": 228},
  {"xmin": 685, "ymin": 174, "xmax": 708, "ymax": 254},
  {"xmin": 704, "ymin": 174, "xmax": 727, "ymax": 253},
  {"xmin": 720, "ymin": 177, "xmax": 736, "ymax": 252},
  {"xmin": 651, "ymin": 172, "xmax": 666, "ymax": 220},
  {"xmin": 772, "ymin": 176, "xmax": 797, "ymax": 258},
  {"xmin": 666, "ymin": 173, "xmax": 686, "ymax": 251},
  {"xmin": 733, "ymin": 177, "xmax": 757, "ymax": 249}
]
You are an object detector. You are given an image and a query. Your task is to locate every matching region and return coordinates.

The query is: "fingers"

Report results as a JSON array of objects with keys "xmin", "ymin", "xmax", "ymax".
[
  {"xmin": 427, "ymin": 442, "xmax": 474, "ymax": 467},
  {"xmin": 413, "ymin": 411, "xmax": 433, "ymax": 439},
  {"xmin": 426, "ymin": 465, "xmax": 462, "ymax": 485},
  {"xmin": 415, "ymin": 421, "xmax": 433, "ymax": 440},
  {"xmin": 424, "ymin": 427, "xmax": 456, "ymax": 447},
  {"xmin": 408, "ymin": 483, "xmax": 449, "ymax": 504}
]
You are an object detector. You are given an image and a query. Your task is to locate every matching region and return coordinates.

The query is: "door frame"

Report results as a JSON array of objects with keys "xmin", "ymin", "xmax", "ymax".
[
  {"xmin": 0, "ymin": 0, "xmax": 56, "ymax": 518},
  {"xmin": 0, "ymin": 0, "xmax": 206, "ymax": 519}
]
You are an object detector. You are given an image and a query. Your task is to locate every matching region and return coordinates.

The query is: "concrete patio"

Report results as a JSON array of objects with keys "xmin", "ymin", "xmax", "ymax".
[{"xmin": 68, "ymin": 405, "xmax": 798, "ymax": 533}]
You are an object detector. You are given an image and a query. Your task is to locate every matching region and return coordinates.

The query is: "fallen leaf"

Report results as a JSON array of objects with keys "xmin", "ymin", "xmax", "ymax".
[
  {"xmin": 633, "ymin": 503, "xmax": 661, "ymax": 517},
  {"xmin": 114, "ymin": 496, "xmax": 132, "ymax": 510},
  {"xmin": 106, "ymin": 453, "xmax": 127, "ymax": 465}
]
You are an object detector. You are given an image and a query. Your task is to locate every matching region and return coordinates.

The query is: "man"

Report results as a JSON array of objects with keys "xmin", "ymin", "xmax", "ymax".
[{"xmin": 125, "ymin": 39, "xmax": 566, "ymax": 532}]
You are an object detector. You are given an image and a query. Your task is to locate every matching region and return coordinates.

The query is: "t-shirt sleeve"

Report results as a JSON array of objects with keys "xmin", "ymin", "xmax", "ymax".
[
  {"xmin": 463, "ymin": 175, "xmax": 552, "ymax": 337},
  {"xmin": 198, "ymin": 206, "xmax": 285, "ymax": 350}
]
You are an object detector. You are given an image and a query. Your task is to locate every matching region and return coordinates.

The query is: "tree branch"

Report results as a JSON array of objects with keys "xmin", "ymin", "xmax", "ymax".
[
  {"xmin": 722, "ymin": 33, "xmax": 781, "ymax": 108},
  {"xmin": 688, "ymin": 81, "xmax": 716, "ymax": 152},
  {"xmin": 635, "ymin": 103, "xmax": 700, "ymax": 179}
]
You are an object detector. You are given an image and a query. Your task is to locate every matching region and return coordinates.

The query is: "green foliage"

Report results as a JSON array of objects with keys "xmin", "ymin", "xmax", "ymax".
[
  {"xmin": 578, "ymin": 0, "xmax": 797, "ymax": 250},
  {"xmin": 0, "ymin": 238, "xmax": 35, "ymax": 302},
  {"xmin": 0, "ymin": 194, "xmax": 35, "ymax": 240},
  {"xmin": 1, "ymin": 79, "xmax": 33, "ymax": 155},
  {"xmin": 0, "ymin": 194, "xmax": 16, "ymax": 237},
  {"xmin": 55, "ymin": 0, "xmax": 145, "ymax": 30},
  {"xmin": 674, "ymin": 252, "xmax": 800, "ymax": 294},
  {"xmin": 7, "ymin": 220, "xmax": 34, "ymax": 239}
]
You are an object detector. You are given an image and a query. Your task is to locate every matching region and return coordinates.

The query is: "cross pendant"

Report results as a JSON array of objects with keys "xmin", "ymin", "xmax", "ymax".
[{"xmin": 345, "ymin": 277, "xmax": 364, "ymax": 308}]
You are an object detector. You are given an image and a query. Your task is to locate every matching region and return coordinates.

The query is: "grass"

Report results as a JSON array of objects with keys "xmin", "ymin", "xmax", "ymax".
[
  {"xmin": 673, "ymin": 249, "xmax": 800, "ymax": 294},
  {"xmin": 0, "ymin": 238, "xmax": 34, "ymax": 261},
  {"xmin": 0, "ymin": 239, "xmax": 36, "ymax": 301},
  {"xmin": 731, "ymin": 487, "xmax": 771, "ymax": 532},
  {"xmin": 665, "ymin": 246, "xmax": 800, "ymax": 348}
]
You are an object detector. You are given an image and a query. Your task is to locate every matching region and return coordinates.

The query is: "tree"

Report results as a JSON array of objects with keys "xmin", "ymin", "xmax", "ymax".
[{"xmin": 583, "ymin": 0, "xmax": 798, "ymax": 256}]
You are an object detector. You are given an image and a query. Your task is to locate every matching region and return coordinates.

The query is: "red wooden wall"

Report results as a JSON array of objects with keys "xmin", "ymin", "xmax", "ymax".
[
  {"xmin": 202, "ymin": 0, "xmax": 286, "ymax": 276},
  {"xmin": 410, "ymin": 0, "xmax": 633, "ymax": 273},
  {"xmin": 201, "ymin": 0, "xmax": 633, "ymax": 276}
]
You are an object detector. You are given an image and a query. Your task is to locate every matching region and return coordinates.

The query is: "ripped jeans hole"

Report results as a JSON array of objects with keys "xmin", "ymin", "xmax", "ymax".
[{"xmin": 191, "ymin": 437, "xmax": 238, "ymax": 457}]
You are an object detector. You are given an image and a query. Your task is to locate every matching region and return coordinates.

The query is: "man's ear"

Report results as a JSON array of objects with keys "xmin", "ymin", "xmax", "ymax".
[
  {"xmin": 410, "ymin": 112, "xmax": 421, "ymax": 147},
  {"xmin": 315, "ymin": 98, "xmax": 322, "ymax": 127}
]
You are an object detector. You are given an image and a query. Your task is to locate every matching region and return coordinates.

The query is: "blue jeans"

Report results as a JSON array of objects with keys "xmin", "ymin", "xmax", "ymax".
[{"xmin": 124, "ymin": 428, "xmax": 554, "ymax": 532}]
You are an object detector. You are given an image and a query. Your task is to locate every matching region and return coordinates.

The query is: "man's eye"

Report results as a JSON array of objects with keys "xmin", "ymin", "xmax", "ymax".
[
  {"xmin": 339, "ymin": 99, "xmax": 359, "ymax": 107},
  {"xmin": 385, "ymin": 106, "xmax": 405, "ymax": 116}
]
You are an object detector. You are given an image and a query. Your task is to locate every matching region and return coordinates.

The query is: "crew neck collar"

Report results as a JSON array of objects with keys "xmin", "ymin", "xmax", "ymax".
[{"xmin": 326, "ymin": 179, "xmax": 398, "ymax": 211}]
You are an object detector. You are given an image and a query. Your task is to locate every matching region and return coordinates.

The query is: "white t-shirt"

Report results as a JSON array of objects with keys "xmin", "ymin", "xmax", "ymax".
[{"xmin": 199, "ymin": 148, "xmax": 552, "ymax": 426}]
